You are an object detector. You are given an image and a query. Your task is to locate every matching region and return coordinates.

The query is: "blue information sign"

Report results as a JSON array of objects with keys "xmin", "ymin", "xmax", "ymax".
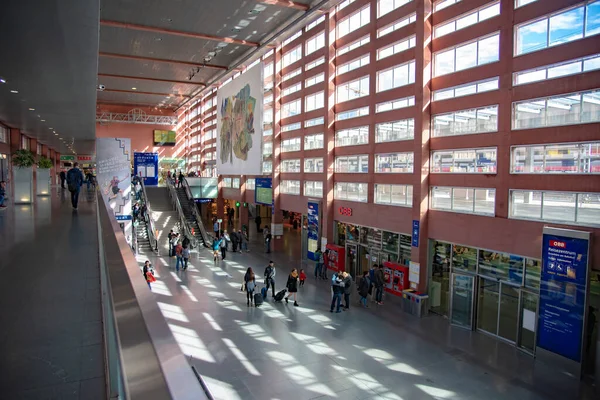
[
  {"xmin": 411, "ymin": 220, "xmax": 420, "ymax": 247},
  {"xmin": 307, "ymin": 201, "xmax": 320, "ymax": 261},
  {"xmin": 133, "ymin": 152, "xmax": 159, "ymax": 186},
  {"xmin": 537, "ymin": 231, "xmax": 589, "ymax": 362},
  {"xmin": 255, "ymin": 178, "xmax": 272, "ymax": 205}
]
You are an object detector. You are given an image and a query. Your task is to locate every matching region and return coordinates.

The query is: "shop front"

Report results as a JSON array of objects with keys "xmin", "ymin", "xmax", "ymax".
[{"xmin": 428, "ymin": 239, "xmax": 541, "ymax": 354}]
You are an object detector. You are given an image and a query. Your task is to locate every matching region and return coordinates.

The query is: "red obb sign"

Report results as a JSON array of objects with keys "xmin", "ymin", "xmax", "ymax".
[
  {"xmin": 550, "ymin": 240, "xmax": 566, "ymax": 248},
  {"xmin": 339, "ymin": 207, "xmax": 352, "ymax": 216}
]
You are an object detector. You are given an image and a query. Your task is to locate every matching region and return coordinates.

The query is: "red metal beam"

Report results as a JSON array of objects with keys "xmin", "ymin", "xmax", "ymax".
[
  {"xmin": 99, "ymin": 52, "xmax": 228, "ymax": 70},
  {"xmin": 257, "ymin": 0, "xmax": 309, "ymax": 11},
  {"xmin": 103, "ymin": 88, "xmax": 191, "ymax": 98},
  {"xmin": 100, "ymin": 20, "xmax": 260, "ymax": 47},
  {"xmin": 98, "ymin": 73, "xmax": 205, "ymax": 86},
  {"xmin": 97, "ymin": 101, "xmax": 178, "ymax": 109}
]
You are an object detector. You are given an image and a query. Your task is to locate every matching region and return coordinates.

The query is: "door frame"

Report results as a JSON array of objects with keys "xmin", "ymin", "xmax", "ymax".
[
  {"xmin": 475, "ymin": 276, "xmax": 521, "ymax": 345},
  {"xmin": 449, "ymin": 272, "xmax": 476, "ymax": 330}
]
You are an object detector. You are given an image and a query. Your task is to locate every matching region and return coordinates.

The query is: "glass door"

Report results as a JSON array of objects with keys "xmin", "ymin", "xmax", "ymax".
[
  {"xmin": 450, "ymin": 274, "xmax": 475, "ymax": 329},
  {"xmin": 498, "ymin": 283, "xmax": 520, "ymax": 343},
  {"xmin": 477, "ymin": 277, "xmax": 500, "ymax": 335},
  {"xmin": 477, "ymin": 278, "xmax": 520, "ymax": 343},
  {"xmin": 518, "ymin": 291, "xmax": 538, "ymax": 354}
]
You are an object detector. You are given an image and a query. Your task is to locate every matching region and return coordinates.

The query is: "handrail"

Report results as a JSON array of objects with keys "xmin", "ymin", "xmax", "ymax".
[
  {"xmin": 97, "ymin": 191, "xmax": 208, "ymax": 399},
  {"xmin": 139, "ymin": 179, "xmax": 159, "ymax": 252},
  {"xmin": 182, "ymin": 178, "xmax": 212, "ymax": 248},
  {"xmin": 166, "ymin": 179, "xmax": 198, "ymax": 249}
]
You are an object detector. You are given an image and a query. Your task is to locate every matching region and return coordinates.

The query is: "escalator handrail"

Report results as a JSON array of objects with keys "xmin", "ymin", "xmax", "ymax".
[
  {"xmin": 139, "ymin": 179, "xmax": 159, "ymax": 252},
  {"xmin": 166, "ymin": 179, "xmax": 198, "ymax": 249},
  {"xmin": 181, "ymin": 177, "xmax": 212, "ymax": 248}
]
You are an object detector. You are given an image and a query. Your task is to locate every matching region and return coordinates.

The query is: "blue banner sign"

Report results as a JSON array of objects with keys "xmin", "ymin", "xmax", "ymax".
[
  {"xmin": 307, "ymin": 201, "xmax": 320, "ymax": 261},
  {"xmin": 537, "ymin": 229, "xmax": 589, "ymax": 362},
  {"xmin": 255, "ymin": 177, "xmax": 272, "ymax": 205},
  {"xmin": 412, "ymin": 220, "xmax": 420, "ymax": 247},
  {"xmin": 133, "ymin": 152, "xmax": 159, "ymax": 186}
]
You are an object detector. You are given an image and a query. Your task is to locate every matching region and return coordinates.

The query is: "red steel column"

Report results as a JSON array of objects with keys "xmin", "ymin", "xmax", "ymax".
[{"xmin": 271, "ymin": 44, "xmax": 284, "ymax": 251}]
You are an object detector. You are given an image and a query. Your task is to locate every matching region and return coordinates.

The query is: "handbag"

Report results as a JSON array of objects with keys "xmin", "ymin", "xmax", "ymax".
[{"xmin": 241, "ymin": 281, "xmax": 246, "ymax": 291}]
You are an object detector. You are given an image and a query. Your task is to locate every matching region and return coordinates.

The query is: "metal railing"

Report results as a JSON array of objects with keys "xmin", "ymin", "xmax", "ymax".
[
  {"xmin": 182, "ymin": 177, "xmax": 213, "ymax": 248},
  {"xmin": 97, "ymin": 191, "xmax": 211, "ymax": 399},
  {"xmin": 166, "ymin": 178, "xmax": 198, "ymax": 249},
  {"xmin": 139, "ymin": 179, "xmax": 159, "ymax": 252}
]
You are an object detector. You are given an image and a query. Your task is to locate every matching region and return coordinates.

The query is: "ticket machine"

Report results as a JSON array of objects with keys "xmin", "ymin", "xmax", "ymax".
[
  {"xmin": 326, "ymin": 244, "xmax": 345, "ymax": 273},
  {"xmin": 383, "ymin": 261, "xmax": 409, "ymax": 296}
]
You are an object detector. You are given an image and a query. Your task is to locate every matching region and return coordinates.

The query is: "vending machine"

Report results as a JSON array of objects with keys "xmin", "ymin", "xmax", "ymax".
[
  {"xmin": 325, "ymin": 244, "xmax": 346, "ymax": 273},
  {"xmin": 383, "ymin": 261, "xmax": 409, "ymax": 296},
  {"xmin": 383, "ymin": 263, "xmax": 394, "ymax": 291}
]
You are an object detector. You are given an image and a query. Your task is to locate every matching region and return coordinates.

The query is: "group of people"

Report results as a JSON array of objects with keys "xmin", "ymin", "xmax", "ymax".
[
  {"xmin": 313, "ymin": 248, "xmax": 329, "ymax": 280},
  {"xmin": 328, "ymin": 264, "xmax": 386, "ymax": 313},
  {"xmin": 242, "ymin": 261, "xmax": 306, "ymax": 307},
  {"xmin": 166, "ymin": 170, "xmax": 186, "ymax": 188},
  {"xmin": 167, "ymin": 229, "xmax": 191, "ymax": 271},
  {"xmin": 211, "ymin": 229, "xmax": 249, "ymax": 261}
]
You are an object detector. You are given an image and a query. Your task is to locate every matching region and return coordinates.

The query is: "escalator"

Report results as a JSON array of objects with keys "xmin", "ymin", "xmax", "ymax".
[{"xmin": 175, "ymin": 186, "xmax": 206, "ymax": 247}]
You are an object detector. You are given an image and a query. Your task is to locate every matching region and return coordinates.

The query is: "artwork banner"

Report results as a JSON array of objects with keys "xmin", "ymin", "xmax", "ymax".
[
  {"xmin": 216, "ymin": 63, "xmax": 263, "ymax": 175},
  {"xmin": 97, "ymin": 138, "xmax": 132, "ymax": 221}
]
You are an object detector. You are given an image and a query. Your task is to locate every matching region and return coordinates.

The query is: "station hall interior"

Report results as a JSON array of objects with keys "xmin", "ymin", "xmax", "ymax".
[{"xmin": 1, "ymin": 0, "xmax": 600, "ymax": 399}]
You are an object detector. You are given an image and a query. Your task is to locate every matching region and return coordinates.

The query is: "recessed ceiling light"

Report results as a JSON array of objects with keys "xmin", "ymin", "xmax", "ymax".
[
  {"xmin": 54, "ymin": 133, "xmax": 58, "ymax": 136},
  {"xmin": 41, "ymin": 119, "xmax": 45, "ymax": 122},
  {"xmin": 154, "ymin": 37, "xmax": 162, "ymax": 41},
  {"xmin": 132, "ymin": 87, "xmax": 137, "ymax": 90},
  {"xmin": 49, "ymin": 127, "xmax": 53, "ymax": 129},
  {"xmin": 28, "ymin": 108, "xmax": 35, "ymax": 111},
  {"xmin": 0, "ymin": 78, "xmax": 6, "ymax": 84},
  {"xmin": 10, "ymin": 90, "xmax": 18, "ymax": 93}
]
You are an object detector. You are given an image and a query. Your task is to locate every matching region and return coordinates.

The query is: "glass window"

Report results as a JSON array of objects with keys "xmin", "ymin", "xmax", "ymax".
[
  {"xmin": 335, "ymin": 154, "xmax": 369, "ymax": 173},
  {"xmin": 281, "ymin": 180, "xmax": 301, "ymax": 195},
  {"xmin": 515, "ymin": 2, "xmax": 599, "ymax": 55},
  {"xmin": 337, "ymin": 5, "xmax": 370, "ymax": 38},
  {"xmin": 478, "ymin": 250, "xmax": 523, "ymax": 285},
  {"xmin": 281, "ymin": 159, "xmax": 301, "ymax": 173},
  {"xmin": 282, "ymin": 68, "xmax": 302, "ymax": 82},
  {"xmin": 434, "ymin": 2, "xmax": 500, "ymax": 38},
  {"xmin": 282, "ymin": 99, "xmax": 301, "ymax": 118},
  {"xmin": 336, "ymin": 106, "xmax": 369, "ymax": 121},
  {"xmin": 515, "ymin": 0, "xmax": 537, "ymax": 8},
  {"xmin": 282, "ymin": 46, "xmax": 302, "ymax": 68},
  {"xmin": 305, "ymin": 92, "xmax": 324, "ymax": 112},
  {"xmin": 21, "ymin": 135, "xmax": 29, "ymax": 150},
  {"xmin": 377, "ymin": 36, "xmax": 416, "ymax": 60},
  {"xmin": 334, "ymin": 182, "xmax": 369, "ymax": 202},
  {"xmin": 306, "ymin": 15, "xmax": 326, "ymax": 32},
  {"xmin": 306, "ymin": 32, "xmax": 325, "ymax": 55},
  {"xmin": 246, "ymin": 178, "xmax": 256, "ymax": 190},
  {"xmin": 452, "ymin": 244, "xmax": 477, "ymax": 274},
  {"xmin": 378, "ymin": 14, "xmax": 417, "ymax": 38},
  {"xmin": 514, "ymin": 54, "xmax": 600, "ymax": 85},
  {"xmin": 513, "ymin": 89, "xmax": 600, "ymax": 130},
  {"xmin": 263, "ymin": 141, "xmax": 273, "ymax": 156},
  {"xmin": 432, "ymin": 105, "xmax": 498, "ymax": 137},
  {"xmin": 524, "ymin": 258, "xmax": 541, "ymax": 290},
  {"xmin": 377, "ymin": 61, "xmax": 416, "ymax": 92},
  {"xmin": 305, "ymin": 57, "xmax": 325, "ymax": 71},
  {"xmin": 281, "ymin": 122, "xmax": 301, "ymax": 132},
  {"xmin": 282, "ymin": 82, "xmax": 302, "ymax": 97},
  {"xmin": 305, "ymin": 73, "xmax": 325, "ymax": 88},
  {"xmin": 336, "ymin": 76, "xmax": 370, "ymax": 103},
  {"xmin": 434, "ymin": 33, "xmax": 500, "ymax": 77},
  {"xmin": 511, "ymin": 142, "xmax": 600, "ymax": 174},
  {"xmin": 263, "ymin": 129, "xmax": 273, "ymax": 137},
  {"xmin": 264, "ymin": 63, "xmax": 274, "ymax": 78},
  {"xmin": 304, "ymin": 157, "xmax": 324, "ymax": 173},
  {"xmin": 375, "ymin": 152, "xmax": 414, "ymax": 173},
  {"xmin": 304, "ymin": 180, "xmax": 324, "ymax": 197},
  {"xmin": 337, "ymin": 55, "xmax": 370, "ymax": 75},
  {"xmin": 375, "ymin": 118, "xmax": 415, "ymax": 142},
  {"xmin": 335, "ymin": 126, "xmax": 369, "ymax": 147},
  {"xmin": 376, "ymin": 96, "xmax": 415, "ymax": 113},
  {"xmin": 337, "ymin": 36, "xmax": 370, "ymax": 56},
  {"xmin": 378, "ymin": 0, "xmax": 412, "ymax": 18},
  {"xmin": 222, "ymin": 177, "xmax": 232, "ymax": 188},
  {"xmin": 431, "ymin": 148, "xmax": 498, "ymax": 173},
  {"xmin": 431, "ymin": 186, "xmax": 496, "ymax": 215},
  {"xmin": 375, "ymin": 184, "xmax": 413, "ymax": 206},
  {"xmin": 305, "ymin": 133, "xmax": 324, "ymax": 150},
  {"xmin": 263, "ymin": 161, "xmax": 273, "ymax": 173},
  {"xmin": 232, "ymin": 178, "xmax": 240, "ymax": 188},
  {"xmin": 337, "ymin": 0, "xmax": 355, "ymax": 11},
  {"xmin": 305, "ymin": 117, "xmax": 324, "ymax": 127},
  {"xmin": 433, "ymin": 78, "xmax": 499, "ymax": 101},
  {"xmin": 283, "ymin": 31, "xmax": 302, "ymax": 46},
  {"xmin": 281, "ymin": 137, "xmax": 302, "ymax": 152},
  {"xmin": 264, "ymin": 109, "xmax": 273, "ymax": 124}
]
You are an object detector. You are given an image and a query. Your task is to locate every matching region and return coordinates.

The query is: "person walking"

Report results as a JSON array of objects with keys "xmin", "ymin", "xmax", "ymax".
[
  {"xmin": 239, "ymin": 229, "xmax": 249, "ymax": 252},
  {"xmin": 264, "ymin": 227, "xmax": 272, "ymax": 253},
  {"xmin": 143, "ymin": 261, "xmax": 155, "ymax": 289},
  {"xmin": 369, "ymin": 264, "xmax": 377, "ymax": 302},
  {"xmin": 255, "ymin": 214, "xmax": 262, "ymax": 233},
  {"xmin": 175, "ymin": 241, "xmax": 184, "ymax": 271},
  {"xmin": 299, "ymin": 269, "xmax": 306, "ymax": 287},
  {"xmin": 182, "ymin": 235, "xmax": 190, "ymax": 249},
  {"xmin": 178, "ymin": 171, "xmax": 184, "ymax": 188},
  {"xmin": 330, "ymin": 272, "xmax": 344, "ymax": 313},
  {"xmin": 244, "ymin": 267, "xmax": 256, "ymax": 307},
  {"xmin": 342, "ymin": 272, "xmax": 353, "ymax": 310},
  {"xmin": 213, "ymin": 219, "xmax": 219, "ymax": 238},
  {"xmin": 220, "ymin": 233, "xmax": 228, "ymax": 260},
  {"xmin": 375, "ymin": 264, "xmax": 385, "ymax": 305},
  {"xmin": 182, "ymin": 246, "xmax": 190, "ymax": 270},
  {"xmin": 59, "ymin": 170, "xmax": 67, "ymax": 189},
  {"xmin": 321, "ymin": 249, "xmax": 330, "ymax": 279},
  {"xmin": 170, "ymin": 233, "xmax": 179, "ymax": 257},
  {"xmin": 231, "ymin": 230, "xmax": 239, "ymax": 252},
  {"xmin": 314, "ymin": 248, "xmax": 323, "ymax": 279},
  {"xmin": 285, "ymin": 269, "xmax": 299, "ymax": 306},
  {"xmin": 264, "ymin": 261, "xmax": 276, "ymax": 298},
  {"xmin": 167, "ymin": 230, "xmax": 175, "ymax": 255},
  {"xmin": 212, "ymin": 235, "xmax": 222, "ymax": 262},
  {"xmin": 135, "ymin": 180, "xmax": 142, "ymax": 200},
  {"xmin": 66, "ymin": 162, "xmax": 84, "ymax": 210},
  {"xmin": 358, "ymin": 271, "xmax": 370, "ymax": 308}
]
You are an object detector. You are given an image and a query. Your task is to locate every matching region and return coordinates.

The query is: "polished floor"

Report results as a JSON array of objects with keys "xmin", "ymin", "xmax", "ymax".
[
  {"xmin": 138, "ymin": 218, "xmax": 594, "ymax": 400},
  {"xmin": 0, "ymin": 188, "xmax": 105, "ymax": 399}
]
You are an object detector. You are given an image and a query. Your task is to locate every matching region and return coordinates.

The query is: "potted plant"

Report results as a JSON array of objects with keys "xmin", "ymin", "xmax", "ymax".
[
  {"xmin": 11, "ymin": 149, "xmax": 35, "ymax": 203},
  {"xmin": 36, "ymin": 155, "xmax": 53, "ymax": 196}
]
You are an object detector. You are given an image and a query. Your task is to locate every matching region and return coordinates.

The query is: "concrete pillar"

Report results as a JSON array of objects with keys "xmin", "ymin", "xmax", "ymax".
[
  {"xmin": 271, "ymin": 40, "xmax": 283, "ymax": 252},
  {"xmin": 239, "ymin": 175, "xmax": 250, "ymax": 233}
]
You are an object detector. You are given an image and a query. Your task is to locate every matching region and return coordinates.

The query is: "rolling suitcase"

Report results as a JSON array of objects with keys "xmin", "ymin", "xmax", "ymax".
[
  {"xmin": 274, "ymin": 289, "xmax": 286, "ymax": 302},
  {"xmin": 261, "ymin": 286, "xmax": 268, "ymax": 299},
  {"xmin": 254, "ymin": 292, "xmax": 263, "ymax": 307}
]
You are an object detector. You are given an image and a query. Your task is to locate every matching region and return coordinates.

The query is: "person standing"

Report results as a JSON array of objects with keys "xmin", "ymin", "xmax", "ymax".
[
  {"xmin": 175, "ymin": 241, "xmax": 184, "ymax": 272},
  {"xmin": 314, "ymin": 248, "xmax": 323, "ymax": 279},
  {"xmin": 170, "ymin": 233, "xmax": 179, "ymax": 257},
  {"xmin": 285, "ymin": 269, "xmax": 299, "ymax": 306},
  {"xmin": 299, "ymin": 269, "xmax": 306, "ymax": 287},
  {"xmin": 264, "ymin": 227, "xmax": 272, "ymax": 253},
  {"xmin": 358, "ymin": 271, "xmax": 370, "ymax": 308},
  {"xmin": 375, "ymin": 264, "xmax": 385, "ymax": 305},
  {"xmin": 0, "ymin": 181, "xmax": 7, "ymax": 209},
  {"xmin": 135, "ymin": 180, "xmax": 142, "ymax": 200},
  {"xmin": 182, "ymin": 246, "xmax": 190, "ymax": 271},
  {"xmin": 342, "ymin": 272, "xmax": 353, "ymax": 310},
  {"xmin": 167, "ymin": 230, "xmax": 174, "ymax": 255},
  {"xmin": 220, "ymin": 233, "xmax": 228, "ymax": 260},
  {"xmin": 244, "ymin": 267, "xmax": 256, "ymax": 307},
  {"xmin": 59, "ymin": 170, "xmax": 67, "ymax": 189},
  {"xmin": 369, "ymin": 264, "xmax": 377, "ymax": 302},
  {"xmin": 239, "ymin": 229, "xmax": 249, "ymax": 252},
  {"xmin": 213, "ymin": 219, "xmax": 219, "ymax": 238},
  {"xmin": 212, "ymin": 235, "xmax": 222, "ymax": 262},
  {"xmin": 231, "ymin": 230, "xmax": 239, "ymax": 252},
  {"xmin": 178, "ymin": 171, "xmax": 184, "ymax": 188},
  {"xmin": 66, "ymin": 162, "xmax": 84, "ymax": 210},
  {"xmin": 264, "ymin": 261, "xmax": 276, "ymax": 298},
  {"xmin": 143, "ymin": 261, "xmax": 154, "ymax": 289},
  {"xmin": 321, "ymin": 249, "xmax": 330, "ymax": 280},
  {"xmin": 255, "ymin": 214, "xmax": 262, "ymax": 233},
  {"xmin": 330, "ymin": 272, "xmax": 344, "ymax": 313}
]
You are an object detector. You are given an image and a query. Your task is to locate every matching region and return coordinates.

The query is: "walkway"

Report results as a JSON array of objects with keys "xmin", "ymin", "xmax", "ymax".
[
  {"xmin": 137, "ymin": 227, "xmax": 594, "ymax": 400},
  {"xmin": 0, "ymin": 187, "xmax": 105, "ymax": 399}
]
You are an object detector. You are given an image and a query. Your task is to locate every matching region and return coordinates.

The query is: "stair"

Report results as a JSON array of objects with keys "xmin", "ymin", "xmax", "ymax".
[
  {"xmin": 175, "ymin": 187, "xmax": 205, "ymax": 247},
  {"xmin": 135, "ymin": 219, "xmax": 153, "ymax": 253},
  {"xmin": 145, "ymin": 187, "xmax": 181, "ymax": 250}
]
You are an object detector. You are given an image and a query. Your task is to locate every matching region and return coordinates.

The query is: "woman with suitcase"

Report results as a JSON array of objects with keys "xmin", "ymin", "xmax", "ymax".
[
  {"xmin": 285, "ymin": 268, "xmax": 299, "ymax": 307},
  {"xmin": 244, "ymin": 267, "xmax": 256, "ymax": 307}
]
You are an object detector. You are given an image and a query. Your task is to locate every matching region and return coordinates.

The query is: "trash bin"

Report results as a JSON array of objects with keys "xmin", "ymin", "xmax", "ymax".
[{"xmin": 402, "ymin": 290, "xmax": 429, "ymax": 318}]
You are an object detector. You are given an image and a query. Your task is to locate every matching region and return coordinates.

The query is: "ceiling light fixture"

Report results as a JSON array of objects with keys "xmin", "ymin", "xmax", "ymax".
[
  {"xmin": 54, "ymin": 133, "xmax": 58, "ymax": 136},
  {"xmin": 0, "ymin": 78, "xmax": 6, "ymax": 84},
  {"xmin": 29, "ymin": 108, "xmax": 35, "ymax": 111},
  {"xmin": 132, "ymin": 87, "xmax": 137, "ymax": 90},
  {"xmin": 41, "ymin": 119, "xmax": 45, "ymax": 122},
  {"xmin": 154, "ymin": 37, "xmax": 162, "ymax": 41},
  {"xmin": 10, "ymin": 90, "xmax": 18, "ymax": 93}
]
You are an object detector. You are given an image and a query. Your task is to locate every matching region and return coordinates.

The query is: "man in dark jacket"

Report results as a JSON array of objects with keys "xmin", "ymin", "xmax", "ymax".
[
  {"xmin": 342, "ymin": 272, "xmax": 353, "ymax": 310},
  {"xmin": 59, "ymin": 170, "xmax": 67, "ymax": 189},
  {"xmin": 374, "ymin": 265, "xmax": 385, "ymax": 305},
  {"xmin": 264, "ymin": 261, "xmax": 276, "ymax": 297},
  {"xmin": 66, "ymin": 162, "xmax": 84, "ymax": 210},
  {"xmin": 330, "ymin": 272, "xmax": 344, "ymax": 313},
  {"xmin": 231, "ymin": 230, "xmax": 239, "ymax": 252}
]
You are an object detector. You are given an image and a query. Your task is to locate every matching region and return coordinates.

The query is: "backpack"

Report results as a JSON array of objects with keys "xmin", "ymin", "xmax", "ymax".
[{"xmin": 182, "ymin": 248, "xmax": 190, "ymax": 259}]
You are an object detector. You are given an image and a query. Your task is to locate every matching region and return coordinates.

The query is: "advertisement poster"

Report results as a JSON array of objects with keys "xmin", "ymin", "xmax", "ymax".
[
  {"xmin": 307, "ymin": 201, "xmax": 320, "ymax": 261},
  {"xmin": 97, "ymin": 138, "xmax": 132, "ymax": 221},
  {"xmin": 255, "ymin": 177, "xmax": 272, "ymax": 205},
  {"xmin": 134, "ymin": 152, "xmax": 159, "ymax": 186},
  {"xmin": 216, "ymin": 63, "xmax": 263, "ymax": 175},
  {"xmin": 537, "ymin": 229, "xmax": 589, "ymax": 362}
]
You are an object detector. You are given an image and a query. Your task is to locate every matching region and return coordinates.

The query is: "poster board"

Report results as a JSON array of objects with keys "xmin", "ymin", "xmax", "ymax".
[{"xmin": 97, "ymin": 138, "xmax": 132, "ymax": 221}]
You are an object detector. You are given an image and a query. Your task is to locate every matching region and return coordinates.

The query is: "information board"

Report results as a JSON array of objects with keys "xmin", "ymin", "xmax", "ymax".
[
  {"xmin": 537, "ymin": 228, "xmax": 590, "ymax": 363},
  {"xmin": 134, "ymin": 152, "xmax": 159, "ymax": 186},
  {"xmin": 255, "ymin": 177, "xmax": 272, "ymax": 205},
  {"xmin": 153, "ymin": 130, "xmax": 176, "ymax": 146},
  {"xmin": 412, "ymin": 220, "xmax": 420, "ymax": 247},
  {"xmin": 307, "ymin": 201, "xmax": 320, "ymax": 261}
]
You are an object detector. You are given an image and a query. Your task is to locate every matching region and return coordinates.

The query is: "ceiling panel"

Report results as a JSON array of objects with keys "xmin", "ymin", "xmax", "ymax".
[
  {"xmin": 96, "ymin": 76, "xmax": 203, "ymax": 97},
  {"xmin": 97, "ymin": 91, "xmax": 183, "ymax": 107},
  {"xmin": 0, "ymin": 0, "xmax": 100, "ymax": 155}
]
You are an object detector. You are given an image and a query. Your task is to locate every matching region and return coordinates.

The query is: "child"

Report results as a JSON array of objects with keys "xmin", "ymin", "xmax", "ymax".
[
  {"xmin": 0, "ymin": 180, "xmax": 7, "ymax": 209},
  {"xmin": 299, "ymin": 269, "xmax": 306, "ymax": 286}
]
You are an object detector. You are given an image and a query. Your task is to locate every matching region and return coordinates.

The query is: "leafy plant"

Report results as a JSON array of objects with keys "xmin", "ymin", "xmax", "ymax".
[
  {"xmin": 37, "ymin": 155, "xmax": 53, "ymax": 169},
  {"xmin": 11, "ymin": 149, "xmax": 36, "ymax": 168}
]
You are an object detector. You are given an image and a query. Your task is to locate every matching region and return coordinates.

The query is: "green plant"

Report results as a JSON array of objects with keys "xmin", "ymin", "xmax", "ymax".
[
  {"xmin": 11, "ymin": 149, "xmax": 36, "ymax": 168},
  {"xmin": 37, "ymin": 155, "xmax": 53, "ymax": 169}
]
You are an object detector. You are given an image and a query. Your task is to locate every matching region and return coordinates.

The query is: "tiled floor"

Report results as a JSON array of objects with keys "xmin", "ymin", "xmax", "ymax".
[
  {"xmin": 0, "ymin": 187, "xmax": 105, "ymax": 399},
  {"xmin": 138, "ymin": 219, "xmax": 595, "ymax": 400}
]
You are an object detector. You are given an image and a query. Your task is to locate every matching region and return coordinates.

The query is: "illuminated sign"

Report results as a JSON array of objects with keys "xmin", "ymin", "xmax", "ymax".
[{"xmin": 338, "ymin": 206, "xmax": 352, "ymax": 216}]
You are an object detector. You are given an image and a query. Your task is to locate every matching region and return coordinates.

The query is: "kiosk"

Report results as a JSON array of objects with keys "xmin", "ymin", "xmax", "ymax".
[{"xmin": 326, "ymin": 244, "xmax": 345, "ymax": 273}]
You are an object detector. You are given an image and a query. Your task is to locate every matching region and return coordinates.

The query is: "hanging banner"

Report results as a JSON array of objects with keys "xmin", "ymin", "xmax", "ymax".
[
  {"xmin": 97, "ymin": 138, "xmax": 132, "ymax": 221},
  {"xmin": 537, "ymin": 227, "xmax": 590, "ymax": 363},
  {"xmin": 134, "ymin": 152, "xmax": 159, "ymax": 186},
  {"xmin": 307, "ymin": 201, "xmax": 320, "ymax": 261}
]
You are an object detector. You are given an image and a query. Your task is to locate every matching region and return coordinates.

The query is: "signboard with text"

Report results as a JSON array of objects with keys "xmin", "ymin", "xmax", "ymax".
[
  {"xmin": 412, "ymin": 220, "xmax": 420, "ymax": 247},
  {"xmin": 134, "ymin": 152, "xmax": 159, "ymax": 186},
  {"xmin": 255, "ymin": 177, "xmax": 272, "ymax": 205},
  {"xmin": 307, "ymin": 201, "xmax": 320, "ymax": 261},
  {"xmin": 537, "ymin": 228, "xmax": 590, "ymax": 363}
]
